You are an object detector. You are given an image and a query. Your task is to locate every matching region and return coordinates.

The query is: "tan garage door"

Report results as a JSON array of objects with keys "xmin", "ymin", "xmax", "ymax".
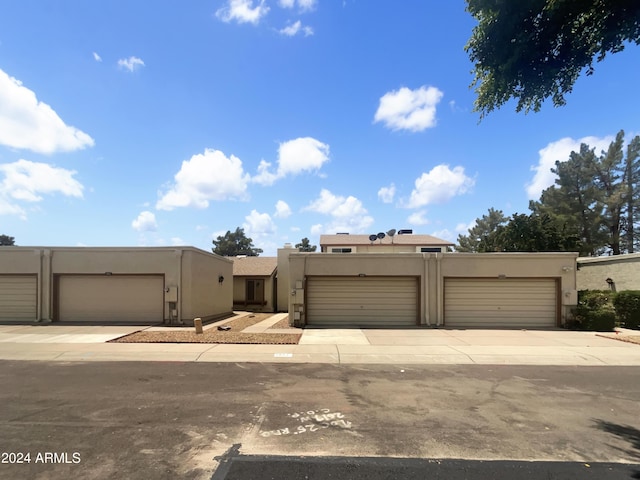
[
  {"xmin": 306, "ymin": 276, "xmax": 418, "ymax": 327},
  {"xmin": 58, "ymin": 275, "xmax": 164, "ymax": 323},
  {"xmin": 0, "ymin": 275, "xmax": 37, "ymax": 321},
  {"xmin": 444, "ymin": 278, "xmax": 557, "ymax": 328}
]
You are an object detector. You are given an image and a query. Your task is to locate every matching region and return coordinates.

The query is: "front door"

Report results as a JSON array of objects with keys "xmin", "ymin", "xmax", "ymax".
[{"xmin": 246, "ymin": 279, "xmax": 264, "ymax": 305}]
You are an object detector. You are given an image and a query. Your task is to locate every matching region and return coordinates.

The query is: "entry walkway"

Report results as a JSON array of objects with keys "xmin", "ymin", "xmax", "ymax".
[{"xmin": 0, "ymin": 323, "xmax": 639, "ymax": 366}]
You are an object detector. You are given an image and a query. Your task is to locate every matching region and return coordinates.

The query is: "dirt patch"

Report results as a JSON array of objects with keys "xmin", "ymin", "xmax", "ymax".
[
  {"xmin": 110, "ymin": 313, "xmax": 300, "ymax": 344},
  {"xmin": 596, "ymin": 332, "xmax": 640, "ymax": 346}
]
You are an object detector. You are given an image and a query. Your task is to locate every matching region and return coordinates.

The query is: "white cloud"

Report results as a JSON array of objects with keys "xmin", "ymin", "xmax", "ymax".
[
  {"xmin": 216, "ymin": 0, "xmax": 269, "ymax": 24},
  {"xmin": 243, "ymin": 209, "xmax": 276, "ymax": 235},
  {"xmin": 278, "ymin": 0, "xmax": 316, "ymax": 10},
  {"xmin": 171, "ymin": 237, "xmax": 185, "ymax": 245},
  {"xmin": 304, "ymin": 189, "xmax": 374, "ymax": 234},
  {"xmin": 377, "ymin": 183, "xmax": 396, "ymax": 203},
  {"xmin": 279, "ymin": 20, "xmax": 314, "ymax": 36},
  {"xmin": 252, "ymin": 137, "xmax": 329, "ymax": 185},
  {"xmin": 93, "ymin": 52, "xmax": 102, "ymax": 62},
  {"xmin": 117, "ymin": 56, "xmax": 145, "ymax": 72},
  {"xmin": 131, "ymin": 211, "xmax": 158, "ymax": 232},
  {"xmin": 0, "ymin": 159, "xmax": 84, "ymax": 217},
  {"xmin": 156, "ymin": 149, "xmax": 250, "ymax": 210},
  {"xmin": 407, "ymin": 164, "xmax": 474, "ymax": 208},
  {"xmin": 526, "ymin": 135, "xmax": 614, "ymax": 200},
  {"xmin": 408, "ymin": 210, "xmax": 430, "ymax": 225},
  {"xmin": 455, "ymin": 221, "xmax": 475, "ymax": 234},
  {"xmin": 274, "ymin": 200, "xmax": 292, "ymax": 218},
  {"xmin": 252, "ymin": 160, "xmax": 279, "ymax": 185},
  {"xmin": 430, "ymin": 229, "xmax": 455, "ymax": 242},
  {"xmin": 0, "ymin": 69, "xmax": 95, "ymax": 154},
  {"xmin": 374, "ymin": 85, "xmax": 444, "ymax": 132},
  {"xmin": 290, "ymin": 226, "xmax": 301, "ymax": 232}
]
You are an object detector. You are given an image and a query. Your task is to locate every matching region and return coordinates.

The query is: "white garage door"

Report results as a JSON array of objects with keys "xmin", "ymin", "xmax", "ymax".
[
  {"xmin": 444, "ymin": 278, "xmax": 557, "ymax": 328},
  {"xmin": 306, "ymin": 276, "xmax": 418, "ymax": 327},
  {"xmin": 58, "ymin": 275, "xmax": 164, "ymax": 323},
  {"xmin": 0, "ymin": 275, "xmax": 37, "ymax": 321}
]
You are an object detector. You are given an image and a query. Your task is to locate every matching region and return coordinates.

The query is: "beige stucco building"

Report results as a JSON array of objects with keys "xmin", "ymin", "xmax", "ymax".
[
  {"xmin": 232, "ymin": 256, "xmax": 277, "ymax": 312},
  {"xmin": 281, "ymin": 250, "xmax": 578, "ymax": 329},
  {"xmin": 0, "ymin": 247, "xmax": 233, "ymax": 325},
  {"xmin": 320, "ymin": 231, "xmax": 454, "ymax": 253},
  {"xmin": 577, "ymin": 253, "xmax": 640, "ymax": 292}
]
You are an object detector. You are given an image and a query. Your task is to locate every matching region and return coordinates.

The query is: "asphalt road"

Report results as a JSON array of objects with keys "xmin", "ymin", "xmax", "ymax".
[{"xmin": 0, "ymin": 361, "xmax": 639, "ymax": 479}]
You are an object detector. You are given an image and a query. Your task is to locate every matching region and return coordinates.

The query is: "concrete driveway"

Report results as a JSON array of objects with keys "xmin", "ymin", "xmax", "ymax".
[{"xmin": 0, "ymin": 322, "xmax": 639, "ymax": 365}]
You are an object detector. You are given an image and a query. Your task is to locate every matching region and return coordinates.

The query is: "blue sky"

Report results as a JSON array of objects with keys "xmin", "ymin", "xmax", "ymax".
[{"xmin": 1, "ymin": 1, "xmax": 639, "ymax": 255}]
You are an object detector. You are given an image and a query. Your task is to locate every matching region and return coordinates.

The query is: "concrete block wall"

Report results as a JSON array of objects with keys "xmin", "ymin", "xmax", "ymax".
[{"xmin": 577, "ymin": 253, "xmax": 640, "ymax": 291}]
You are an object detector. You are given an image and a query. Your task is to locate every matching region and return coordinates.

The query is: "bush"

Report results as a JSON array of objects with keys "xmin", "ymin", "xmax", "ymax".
[
  {"xmin": 571, "ymin": 290, "xmax": 616, "ymax": 331},
  {"xmin": 578, "ymin": 289, "xmax": 615, "ymax": 310},
  {"xmin": 613, "ymin": 290, "xmax": 640, "ymax": 329}
]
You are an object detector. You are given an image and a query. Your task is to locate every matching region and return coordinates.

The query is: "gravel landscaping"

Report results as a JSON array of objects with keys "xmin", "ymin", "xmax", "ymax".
[
  {"xmin": 110, "ymin": 313, "xmax": 302, "ymax": 344},
  {"xmin": 597, "ymin": 330, "xmax": 640, "ymax": 346}
]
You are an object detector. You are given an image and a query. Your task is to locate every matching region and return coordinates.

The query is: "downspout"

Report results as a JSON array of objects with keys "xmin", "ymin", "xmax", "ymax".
[
  {"xmin": 436, "ymin": 253, "xmax": 442, "ymax": 326},
  {"xmin": 178, "ymin": 249, "xmax": 184, "ymax": 325},
  {"xmin": 38, "ymin": 249, "xmax": 43, "ymax": 322},
  {"xmin": 423, "ymin": 253, "xmax": 429, "ymax": 326}
]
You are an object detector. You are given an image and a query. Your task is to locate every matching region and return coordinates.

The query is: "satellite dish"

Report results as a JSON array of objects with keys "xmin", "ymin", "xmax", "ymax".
[
  {"xmin": 368, "ymin": 234, "xmax": 377, "ymax": 242},
  {"xmin": 377, "ymin": 232, "xmax": 386, "ymax": 240},
  {"xmin": 387, "ymin": 229, "xmax": 396, "ymax": 237}
]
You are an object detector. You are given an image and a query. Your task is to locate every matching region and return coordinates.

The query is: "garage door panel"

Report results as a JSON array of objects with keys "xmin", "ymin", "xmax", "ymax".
[
  {"xmin": 0, "ymin": 276, "xmax": 37, "ymax": 321},
  {"xmin": 445, "ymin": 278, "xmax": 557, "ymax": 328},
  {"xmin": 59, "ymin": 275, "xmax": 164, "ymax": 323},
  {"xmin": 307, "ymin": 277, "xmax": 418, "ymax": 327}
]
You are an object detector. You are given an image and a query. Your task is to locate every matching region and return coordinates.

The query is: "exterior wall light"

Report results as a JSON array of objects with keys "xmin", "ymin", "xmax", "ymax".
[{"xmin": 218, "ymin": 275, "xmax": 224, "ymax": 283}]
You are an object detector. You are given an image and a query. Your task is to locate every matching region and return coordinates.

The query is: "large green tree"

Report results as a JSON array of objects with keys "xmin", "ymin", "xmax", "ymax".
[
  {"xmin": 0, "ymin": 235, "xmax": 16, "ymax": 246},
  {"xmin": 623, "ymin": 135, "xmax": 640, "ymax": 252},
  {"xmin": 456, "ymin": 208, "xmax": 507, "ymax": 252},
  {"xmin": 488, "ymin": 213, "xmax": 581, "ymax": 252},
  {"xmin": 465, "ymin": 0, "xmax": 640, "ymax": 117},
  {"xmin": 530, "ymin": 130, "xmax": 640, "ymax": 255},
  {"xmin": 212, "ymin": 227, "xmax": 262, "ymax": 256},
  {"xmin": 529, "ymin": 144, "xmax": 607, "ymax": 256},
  {"xmin": 295, "ymin": 237, "xmax": 317, "ymax": 252}
]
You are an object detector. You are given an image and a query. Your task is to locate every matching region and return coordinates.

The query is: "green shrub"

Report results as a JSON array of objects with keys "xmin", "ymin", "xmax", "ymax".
[
  {"xmin": 578, "ymin": 289, "xmax": 615, "ymax": 310},
  {"xmin": 613, "ymin": 290, "xmax": 640, "ymax": 329},
  {"xmin": 571, "ymin": 290, "xmax": 616, "ymax": 331}
]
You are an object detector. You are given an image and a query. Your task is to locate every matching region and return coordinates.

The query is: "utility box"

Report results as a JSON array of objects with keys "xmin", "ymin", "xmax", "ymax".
[
  {"xmin": 562, "ymin": 289, "xmax": 578, "ymax": 305},
  {"xmin": 165, "ymin": 286, "xmax": 178, "ymax": 302}
]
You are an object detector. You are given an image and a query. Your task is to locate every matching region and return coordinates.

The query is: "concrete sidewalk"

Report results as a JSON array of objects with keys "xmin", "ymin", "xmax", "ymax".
[{"xmin": 0, "ymin": 322, "xmax": 639, "ymax": 365}]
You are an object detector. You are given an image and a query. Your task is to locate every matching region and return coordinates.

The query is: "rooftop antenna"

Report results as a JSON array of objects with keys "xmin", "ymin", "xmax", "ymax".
[
  {"xmin": 376, "ymin": 232, "xmax": 386, "ymax": 243},
  {"xmin": 368, "ymin": 234, "xmax": 377, "ymax": 244}
]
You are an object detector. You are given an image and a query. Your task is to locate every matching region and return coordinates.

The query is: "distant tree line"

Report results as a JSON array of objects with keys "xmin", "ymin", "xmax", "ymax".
[
  {"xmin": 212, "ymin": 228, "xmax": 318, "ymax": 256},
  {"xmin": 457, "ymin": 130, "xmax": 640, "ymax": 256}
]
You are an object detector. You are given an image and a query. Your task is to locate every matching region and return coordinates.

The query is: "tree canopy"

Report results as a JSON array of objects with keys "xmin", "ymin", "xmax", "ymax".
[
  {"xmin": 456, "ymin": 208, "xmax": 507, "ymax": 252},
  {"xmin": 0, "ymin": 235, "xmax": 16, "ymax": 246},
  {"xmin": 459, "ymin": 130, "xmax": 640, "ymax": 255},
  {"xmin": 465, "ymin": 0, "xmax": 640, "ymax": 117},
  {"xmin": 295, "ymin": 237, "xmax": 317, "ymax": 252},
  {"xmin": 212, "ymin": 227, "xmax": 263, "ymax": 256}
]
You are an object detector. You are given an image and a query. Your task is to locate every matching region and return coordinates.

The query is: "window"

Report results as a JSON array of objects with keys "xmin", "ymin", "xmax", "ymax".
[
  {"xmin": 418, "ymin": 247, "xmax": 442, "ymax": 253},
  {"xmin": 331, "ymin": 247, "xmax": 353, "ymax": 253}
]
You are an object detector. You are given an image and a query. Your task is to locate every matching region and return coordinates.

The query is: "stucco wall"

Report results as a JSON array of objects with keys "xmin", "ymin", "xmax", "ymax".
[
  {"xmin": 0, "ymin": 247, "xmax": 232, "ymax": 324},
  {"xmin": 182, "ymin": 249, "xmax": 233, "ymax": 323},
  {"xmin": 577, "ymin": 253, "xmax": 640, "ymax": 291},
  {"xmin": 323, "ymin": 245, "xmax": 445, "ymax": 253},
  {"xmin": 276, "ymin": 245, "xmax": 297, "ymax": 312},
  {"xmin": 285, "ymin": 252, "xmax": 578, "ymax": 327}
]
